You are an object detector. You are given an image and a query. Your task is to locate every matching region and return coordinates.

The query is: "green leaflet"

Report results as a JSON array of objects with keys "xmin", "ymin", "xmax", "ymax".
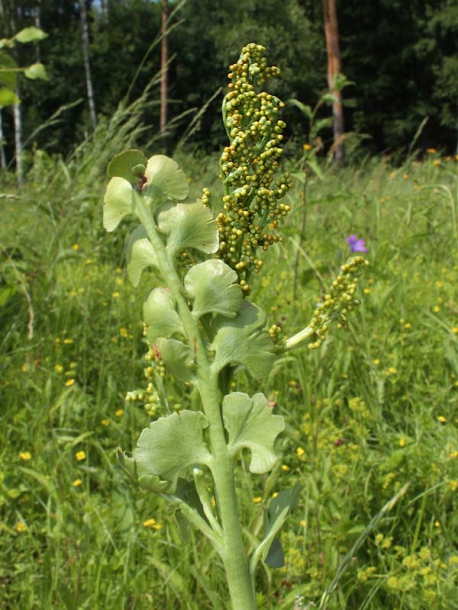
[
  {"xmin": 157, "ymin": 201, "xmax": 219, "ymax": 257},
  {"xmin": 222, "ymin": 392, "xmax": 284, "ymax": 474},
  {"xmin": 184, "ymin": 259, "xmax": 242, "ymax": 319},
  {"xmin": 144, "ymin": 155, "xmax": 189, "ymax": 202},
  {"xmin": 126, "ymin": 225, "xmax": 159, "ymax": 287},
  {"xmin": 143, "ymin": 288, "xmax": 184, "ymax": 343},
  {"xmin": 120, "ymin": 411, "xmax": 211, "ymax": 494},
  {"xmin": 107, "ymin": 149, "xmax": 147, "ymax": 184},
  {"xmin": 210, "ymin": 301, "xmax": 276, "ymax": 378},
  {"xmin": 156, "ymin": 337, "xmax": 196, "ymax": 383},
  {"xmin": 103, "ymin": 176, "xmax": 142, "ymax": 232}
]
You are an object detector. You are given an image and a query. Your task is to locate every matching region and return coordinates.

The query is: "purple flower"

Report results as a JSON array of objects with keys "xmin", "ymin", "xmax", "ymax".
[{"xmin": 345, "ymin": 234, "xmax": 367, "ymax": 253}]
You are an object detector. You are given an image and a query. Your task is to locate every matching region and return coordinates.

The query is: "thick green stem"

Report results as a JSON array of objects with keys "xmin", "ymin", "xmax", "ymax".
[{"xmin": 137, "ymin": 200, "xmax": 257, "ymax": 610}]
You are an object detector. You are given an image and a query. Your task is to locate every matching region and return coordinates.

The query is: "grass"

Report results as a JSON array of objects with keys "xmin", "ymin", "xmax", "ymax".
[{"xmin": 2, "ymin": 141, "xmax": 458, "ymax": 609}]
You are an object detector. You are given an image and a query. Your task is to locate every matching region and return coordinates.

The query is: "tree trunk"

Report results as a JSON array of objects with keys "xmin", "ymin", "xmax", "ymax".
[
  {"xmin": 79, "ymin": 0, "xmax": 97, "ymax": 126},
  {"xmin": 0, "ymin": 111, "xmax": 7, "ymax": 169},
  {"xmin": 13, "ymin": 86, "xmax": 23, "ymax": 184},
  {"xmin": 322, "ymin": 0, "xmax": 345, "ymax": 163},
  {"xmin": 160, "ymin": 0, "xmax": 168, "ymax": 137}
]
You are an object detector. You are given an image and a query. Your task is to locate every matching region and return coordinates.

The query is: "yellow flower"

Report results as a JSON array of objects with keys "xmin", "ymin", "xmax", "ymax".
[
  {"xmin": 373, "ymin": 359, "xmax": 380, "ymax": 366},
  {"xmin": 143, "ymin": 518, "xmax": 162, "ymax": 529},
  {"xmin": 16, "ymin": 522, "xmax": 26, "ymax": 533},
  {"xmin": 101, "ymin": 419, "xmax": 109, "ymax": 426},
  {"xmin": 300, "ymin": 519, "xmax": 307, "ymax": 527},
  {"xmin": 450, "ymin": 481, "xmax": 458, "ymax": 491},
  {"xmin": 112, "ymin": 292, "xmax": 120, "ymax": 298},
  {"xmin": 75, "ymin": 451, "xmax": 86, "ymax": 461},
  {"xmin": 403, "ymin": 173, "xmax": 409, "ymax": 180},
  {"xmin": 404, "ymin": 323, "xmax": 411, "ymax": 329},
  {"xmin": 399, "ymin": 438, "xmax": 406, "ymax": 448},
  {"xmin": 252, "ymin": 497, "xmax": 262, "ymax": 504},
  {"xmin": 54, "ymin": 364, "xmax": 64, "ymax": 373},
  {"xmin": 363, "ymin": 288, "xmax": 371, "ymax": 294},
  {"xmin": 19, "ymin": 451, "xmax": 31, "ymax": 461},
  {"xmin": 65, "ymin": 379, "xmax": 75, "ymax": 387},
  {"xmin": 388, "ymin": 367, "xmax": 397, "ymax": 375},
  {"xmin": 427, "ymin": 148, "xmax": 437, "ymax": 154},
  {"xmin": 119, "ymin": 327, "xmax": 128, "ymax": 338},
  {"xmin": 452, "ymin": 328, "xmax": 458, "ymax": 334},
  {"xmin": 72, "ymin": 244, "xmax": 79, "ymax": 251},
  {"xmin": 433, "ymin": 305, "xmax": 440, "ymax": 313},
  {"xmin": 63, "ymin": 338, "xmax": 74, "ymax": 344},
  {"xmin": 281, "ymin": 464, "xmax": 290, "ymax": 472},
  {"xmin": 297, "ymin": 447, "xmax": 305, "ymax": 457},
  {"xmin": 437, "ymin": 415, "xmax": 446, "ymax": 423},
  {"xmin": 303, "ymin": 143, "xmax": 312, "ymax": 151},
  {"xmin": 433, "ymin": 159, "xmax": 441, "ymax": 167},
  {"xmin": 73, "ymin": 479, "xmax": 82, "ymax": 487},
  {"xmin": 115, "ymin": 409, "xmax": 124, "ymax": 418}
]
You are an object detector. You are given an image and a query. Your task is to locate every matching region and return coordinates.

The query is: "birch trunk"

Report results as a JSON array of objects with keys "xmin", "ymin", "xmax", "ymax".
[
  {"xmin": 13, "ymin": 86, "xmax": 23, "ymax": 184},
  {"xmin": 79, "ymin": 0, "xmax": 97, "ymax": 126},
  {"xmin": 322, "ymin": 0, "xmax": 345, "ymax": 164}
]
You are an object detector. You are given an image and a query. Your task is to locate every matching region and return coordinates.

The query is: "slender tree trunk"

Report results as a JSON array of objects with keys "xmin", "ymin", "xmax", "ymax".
[
  {"xmin": 13, "ymin": 85, "xmax": 23, "ymax": 184},
  {"xmin": 0, "ymin": 111, "xmax": 7, "ymax": 169},
  {"xmin": 79, "ymin": 0, "xmax": 97, "ymax": 126},
  {"xmin": 322, "ymin": 0, "xmax": 345, "ymax": 163},
  {"xmin": 160, "ymin": 0, "xmax": 168, "ymax": 137}
]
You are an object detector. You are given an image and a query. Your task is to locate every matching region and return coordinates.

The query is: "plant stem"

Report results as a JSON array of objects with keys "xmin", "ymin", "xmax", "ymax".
[{"xmin": 138, "ymin": 201, "xmax": 257, "ymax": 609}]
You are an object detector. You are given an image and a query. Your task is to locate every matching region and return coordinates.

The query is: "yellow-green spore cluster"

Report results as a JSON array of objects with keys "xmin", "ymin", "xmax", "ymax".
[
  {"xmin": 217, "ymin": 43, "xmax": 292, "ymax": 292},
  {"xmin": 308, "ymin": 256, "xmax": 369, "ymax": 350}
]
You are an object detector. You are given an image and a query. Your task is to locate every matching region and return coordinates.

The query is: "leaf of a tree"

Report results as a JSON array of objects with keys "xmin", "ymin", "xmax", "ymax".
[
  {"xmin": 0, "ymin": 87, "xmax": 19, "ymax": 107},
  {"xmin": 184, "ymin": 259, "xmax": 242, "ymax": 319},
  {"xmin": 24, "ymin": 63, "xmax": 48, "ymax": 81},
  {"xmin": 14, "ymin": 27, "xmax": 48, "ymax": 44},
  {"xmin": 222, "ymin": 392, "xmax": 284, "ymax": 473}
]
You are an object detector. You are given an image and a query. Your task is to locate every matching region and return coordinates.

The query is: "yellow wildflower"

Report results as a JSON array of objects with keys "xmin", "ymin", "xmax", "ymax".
[
  {"xmin": 19, "ymin": 451, "xmax": 31, "ymax": 461},
  {"xmin": 65, "ymin": 379, "xmax": 75, "ymax": 387},
  {"xmin": 73, "ymin": 479, "xmax": 82, "ymax": 487},
  {"xmin": 143, "ymin": 519, "xmax": 162, "ymax": 529},
  {"xmin": 115, "ymin": 409, "xmax": 124, "ymax": 418},
  {"xmin": 75, "ymin": 451, "xmax": 86, "ymax": 461},
  {"xmin": 252, "ymin": 497, "xmax": 262, "ymax": 504},
  {"xmin": 16, "ymin": 522, "xmax": 26, "ymax": 533}
]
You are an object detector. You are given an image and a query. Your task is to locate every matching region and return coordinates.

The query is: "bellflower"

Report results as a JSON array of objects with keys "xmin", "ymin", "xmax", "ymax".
[{"xmin": 346, "ymin": 234, "xmax": 367, "ymax": 253}]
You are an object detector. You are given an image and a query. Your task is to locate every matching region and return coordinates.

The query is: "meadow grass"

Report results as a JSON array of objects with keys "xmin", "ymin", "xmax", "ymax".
[{"xmin": 2, "ymin": 146, "xmax": 458, "ymax": 609}]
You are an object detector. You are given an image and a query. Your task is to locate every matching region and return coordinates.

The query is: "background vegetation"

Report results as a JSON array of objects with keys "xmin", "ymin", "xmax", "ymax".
[{"xmin": 2, "ymin": 1, "xmax": 458, "ymax": 609}]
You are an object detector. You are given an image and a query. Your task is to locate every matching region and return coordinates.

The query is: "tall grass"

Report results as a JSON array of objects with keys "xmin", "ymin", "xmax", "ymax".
[{"xmin": 2, "ymin": 139, "xmax": 458, "ymax": 609}]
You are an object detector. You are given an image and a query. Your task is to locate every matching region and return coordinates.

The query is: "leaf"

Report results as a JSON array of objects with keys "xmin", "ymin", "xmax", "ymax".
[
  {"xmin": 126, "ymin": 226, "xmax": 158, "ymax": 287},
  {"xmin": 107, "ymin": 149, "xmax": 147, "ymax": 184},
  {"xmin": 184, "ymin": 259, "xmax": 242, "ymax": 319},
  {"xmin": 222, "ymin": 392, "xmax": 284, "ymax": 474},
  {"xmin": 156, "ymin": 338, "xmax": 196, "ymax": 383},
  {"xmin": 144, "ymin": 155, "xmax": 189, "ymax": 202},
  {"xmin": 117, "ymin": 449, "xmax": 169, "ymax": 493},
  {"xmin": 0, "ymin": 87, "xmax": 19, "ymax": 107},
  {"xmin": 157, "ymin": 201, "xmax": 219, "ymax": 257},
  {"xmin": 0, "ymin": 51, "xmax": 17, "ymax": 90},
  {"xmin": 265, "ymin": 537, "xmax": 284, "ymax": 568},
  {"xmin": 14, "ymin": 27, "xmax": 48, "ymax": 44},
  {"xmin": 103, "ymin": 176, "xmax": 141, "ymax": 232},
  {"xmin": 24, "ymin": 62, "xmax": 48, "ymax": 81},
  {"xmin": 250, "ymin": 484, "xmax": 301, "ymax": 573},
  {"xmin": 128, "ymin": 411, "xmax": 211, "ymax": 493},
  {"xmin": 143, "ymin": 288, "xmax": 184, "ymax": 343},
  {"xmin": 288, "ymin": 98, "xmax": 313, "ymax": 119},
  {"xmin": 210, "ymin": 301, "xmax": 276, "ymax": 378}
]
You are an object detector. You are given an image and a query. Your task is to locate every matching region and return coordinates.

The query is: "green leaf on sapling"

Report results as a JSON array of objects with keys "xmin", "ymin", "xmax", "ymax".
[
  {"xmin": 126, "ymin": 226, "xmax": 158, "ymax": 287},
  {"xmin": 222, "ymin": 392, "xmax": 284, "ymax": 474},
  {"xmin": 210, "ymin": 301, "xmax": 276, "ymax": 378},
  {"xmin": 130, "ymin": 411, "xmax": 211, "ymax": 493},
  {"xmin": 143, "ymin": 288, "xmax": 184, "ymax": 343},
  {"xmin": 156, "ymin": 338, "xmax": 196, "ymax": 383},
  {"xmin": 24, "ymin": 62, "xmax": 48, "ymax": 80},
  {"xmin": 143, "ymin": 155, "xmax": 189, "ymax": 202},
  {"xmin": 0, "ymin": 51, "xmax": 18, "ymax": 89},
  {"xmin": 103, "ymin": 176, "xmax": 142, "ymax": 232},
  {"xmin": 107, "ymin": 149, "xmax": 147, "ymax": 184},
  {"xmin": 0, "ymin": 87, "xmax": 20, "ymax": 107},
  {"xmin": 14, "ymin": 27, "xmax": 48, "ymax": 44},
  {"xmin": 184, "ymin": 259, "xmax": 242, "ymax": 319},
  {"xmin": 157, "ymin": 201, "xmax": 219, "ymax": 257}
]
